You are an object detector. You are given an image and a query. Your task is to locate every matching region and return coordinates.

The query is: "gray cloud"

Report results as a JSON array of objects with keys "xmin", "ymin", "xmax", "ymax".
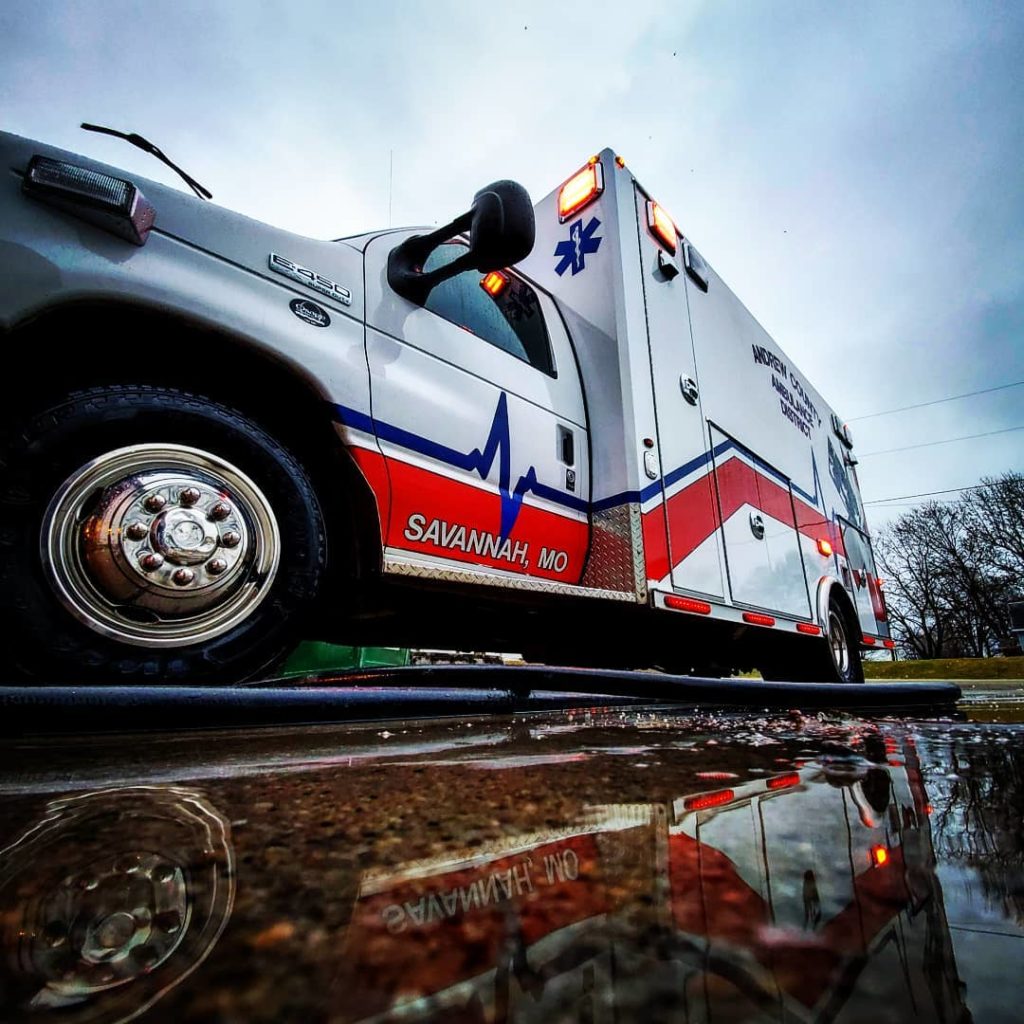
[{"xmin": 2, "ymin": 0, "xmax": 1020, "ymax": 522}]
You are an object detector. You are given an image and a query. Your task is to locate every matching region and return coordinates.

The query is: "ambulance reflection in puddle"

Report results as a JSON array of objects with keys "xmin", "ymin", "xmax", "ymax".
[
  {"xmin": 0, "ymin": 787, "xmax": 234, "ymax": 1024},
  {"xmin": 337, "ymin": 740, "xmax": 966, "ymax": 1023}
]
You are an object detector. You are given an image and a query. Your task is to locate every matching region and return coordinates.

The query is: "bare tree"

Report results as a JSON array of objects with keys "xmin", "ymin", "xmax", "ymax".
[{"xmin": 875, "ymin": 472, "xmax": 1024, "ymax": 658}]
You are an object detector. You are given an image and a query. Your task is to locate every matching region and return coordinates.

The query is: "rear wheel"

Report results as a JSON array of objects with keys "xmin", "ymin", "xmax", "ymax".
[
  {"xmin": 0, "ymin": 386, "xmax": 326, "ymax": 683},
  {"xmin": 760, "ymin": 595, "xmax": 863, "ymax": 683}
]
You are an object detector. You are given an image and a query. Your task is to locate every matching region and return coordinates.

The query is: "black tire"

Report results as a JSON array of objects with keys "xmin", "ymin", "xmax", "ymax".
[
  {"xmin": 760, "ymin": 596, "xmax": 864, "ymax": 684},
  {"xmin": 0, "ymin": 386, "xmax": 326, "ymax": 684}
]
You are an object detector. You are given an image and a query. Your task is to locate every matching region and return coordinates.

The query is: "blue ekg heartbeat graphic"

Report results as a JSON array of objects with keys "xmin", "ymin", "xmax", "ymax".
[{"xmin": 333, "ymin": 395, "xmax": 588, "ymax": 538}]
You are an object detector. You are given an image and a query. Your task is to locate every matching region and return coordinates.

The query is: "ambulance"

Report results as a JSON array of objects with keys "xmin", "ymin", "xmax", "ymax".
[
  {"xmin": 332, "ymin": 738, "xmax": 963, "ymax": 1022},
  {"xmin": 0, "ymin": 130, "xmax": 891, "ymax": 683}
]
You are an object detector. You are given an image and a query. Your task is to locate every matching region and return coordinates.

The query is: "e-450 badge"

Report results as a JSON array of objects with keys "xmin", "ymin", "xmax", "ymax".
[{"xmin": 269, "ymin": 253, "xmax": 352, "ymax": 306}]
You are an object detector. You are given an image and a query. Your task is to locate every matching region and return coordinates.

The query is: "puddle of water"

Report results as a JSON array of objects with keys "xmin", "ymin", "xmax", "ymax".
[{"xmin": 0, "ymin": 703, "xmax": 1021, "ymax": 1022}]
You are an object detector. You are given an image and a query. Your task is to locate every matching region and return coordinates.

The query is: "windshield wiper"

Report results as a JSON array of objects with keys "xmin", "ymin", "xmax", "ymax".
[{"xmin": 80, "ymin": 122, "xmax": 212, "ymax": 200}]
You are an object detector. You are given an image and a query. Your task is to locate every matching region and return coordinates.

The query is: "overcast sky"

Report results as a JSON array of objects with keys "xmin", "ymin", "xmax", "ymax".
[{"xmin": 2, "ymin": 1, "xmax": 1021, "ymax": 525}]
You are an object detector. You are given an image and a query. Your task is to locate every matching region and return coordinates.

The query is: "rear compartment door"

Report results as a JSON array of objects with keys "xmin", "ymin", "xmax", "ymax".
[
  {"xmin": 711, "ymin": 426, "xmax": 812, "ymax": 618},
  {"xmin": 635, "ymin": 188, "xmax": 725, "ymax": 598}
]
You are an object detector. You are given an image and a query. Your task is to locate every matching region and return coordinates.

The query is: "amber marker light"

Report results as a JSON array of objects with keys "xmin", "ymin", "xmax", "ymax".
[
  {"xmin": 870, "ymin": 845, "xmax": 889, "ymax": 867},
  {"xmin": 646, "ymin": 200, "xmax": 678, "ymax": 254},
  {"xmin": 557, "ymin": 158, "xmax": 604, "ymax": 222},
  {"xmin": 817, "ymin": 538, "xmax": 833, "ymax": 557},
  {"xmin": 480, "ymin": 271, "xmax": 509, "ymax": 297}
]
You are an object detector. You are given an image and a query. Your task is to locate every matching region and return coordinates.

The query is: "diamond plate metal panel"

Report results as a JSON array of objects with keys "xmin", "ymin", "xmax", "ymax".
[
  {"xmin": 383, "ymin": 552, "xmax": 635, "ymax": 602},
  {"xmin": 581, "ymin": 503, "xmax": 647, "ymax": 600}
]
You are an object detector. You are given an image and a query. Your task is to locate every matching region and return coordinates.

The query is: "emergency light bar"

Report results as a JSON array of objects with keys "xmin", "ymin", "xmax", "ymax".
[
  {"xmin": 558, "ymin": 159, "xmax": 603, "ymax": 222},
  {"xmin": 22, "ymin": 155, "xmax": 155, "ymax": 245}
]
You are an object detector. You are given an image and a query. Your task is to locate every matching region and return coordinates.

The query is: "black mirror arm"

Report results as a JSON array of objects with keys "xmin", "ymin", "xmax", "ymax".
[{"xmin": 387, "ymin": 211, "xmax": 474, "ymax": 306}]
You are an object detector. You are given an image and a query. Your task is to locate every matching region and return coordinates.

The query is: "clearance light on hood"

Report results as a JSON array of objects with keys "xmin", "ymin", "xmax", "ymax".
[{"xmin": 23, "ymin": 155, "xmax": 156, "ymax": 245}]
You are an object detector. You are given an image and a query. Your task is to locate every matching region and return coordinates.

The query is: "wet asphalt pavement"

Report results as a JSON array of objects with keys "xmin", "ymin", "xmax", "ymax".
[{"xmin": 0, "ymin": 681, "xmax": 1021, "ymax": 1022}]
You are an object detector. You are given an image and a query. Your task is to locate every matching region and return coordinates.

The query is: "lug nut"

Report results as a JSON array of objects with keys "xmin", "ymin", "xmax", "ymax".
[
  {"xmin": 143, "ymin": 494, "xmax": 167, "ymax": 513},
  {"xmin": 139, "ymin": 552, "xmax": 165, "ymax": 571},
  {"xmin": 220, "ymin": 530, "xmax": 241, "ymax": 548},
  {"xmin": 172, "ymin": 567, "xmax": 195, "ymax": 586},
  {"xmin": 207, "ymin": 557, "xmax": 228, "ymax": 575},
  {"xmin": 125, "ymin": 521, "xmax": 148, "ymax": 541},
  {"xmin": 208, "ymin": 502, "xmax": 231, "ymax": 522},
  {"xmin": 179, "ymin": 486, "xmax": 202, "ymax": 507}
]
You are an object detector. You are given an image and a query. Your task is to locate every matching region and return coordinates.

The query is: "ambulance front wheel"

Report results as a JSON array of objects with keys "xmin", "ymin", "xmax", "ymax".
[{"xmin": 0, "ymin": 385, "xmax": 327, "ymax": 684}]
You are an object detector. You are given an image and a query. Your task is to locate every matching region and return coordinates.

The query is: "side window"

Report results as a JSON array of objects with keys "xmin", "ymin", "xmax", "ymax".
[{"xmin": 422, "ymin": 243, "xmax": 555, "ymax": 376}]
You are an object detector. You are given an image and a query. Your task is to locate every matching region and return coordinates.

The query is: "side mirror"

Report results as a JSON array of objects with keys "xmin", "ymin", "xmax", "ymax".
[{"xmin": 387, "ymin": 180, "xmax": 535, "ymax": 306}]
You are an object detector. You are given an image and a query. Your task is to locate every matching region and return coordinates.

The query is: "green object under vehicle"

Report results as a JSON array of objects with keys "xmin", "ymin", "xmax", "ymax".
[{"xmin": 279, "ymin": 642, "xmax": 410, "ymax": 677}]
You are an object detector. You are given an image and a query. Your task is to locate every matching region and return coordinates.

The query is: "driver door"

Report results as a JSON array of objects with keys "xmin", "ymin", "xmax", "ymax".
[{"xmin": 361, "ymin": 235, "xmax": 591, "ymax": 585}]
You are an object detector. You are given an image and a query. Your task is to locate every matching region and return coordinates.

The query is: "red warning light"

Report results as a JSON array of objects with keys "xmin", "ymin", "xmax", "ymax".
[
  {"xmin": 683, "ymin": 789, "xmax": 735, "ymax": 812},
  {"xmin": 665, "ymin": 595, "xmax": 712, "ymax": 615}
]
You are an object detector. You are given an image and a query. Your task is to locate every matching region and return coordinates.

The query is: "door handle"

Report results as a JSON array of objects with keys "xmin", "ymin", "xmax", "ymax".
[
  {"xmin": 557, "ymin": 426, "xmax": 574, "ymax": 466},
  {"xmin": 749, "ymin": 513, "xmax": 765, "ymax": 540},
  {"xmin": 680, "ymin": 376, "xmax": 699, "ymax": 405}
]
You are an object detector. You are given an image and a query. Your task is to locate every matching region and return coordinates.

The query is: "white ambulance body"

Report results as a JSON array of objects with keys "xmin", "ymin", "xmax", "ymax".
[
  {"xmin": 347, "ymin": 150, "xmax": 889, "ymax": 674},
  {"xmin": 0, "ymin": 133, "xmax": 889, "ymax": 683}
]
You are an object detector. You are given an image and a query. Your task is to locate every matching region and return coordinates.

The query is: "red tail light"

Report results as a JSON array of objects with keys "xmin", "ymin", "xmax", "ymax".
[
  {"xmin": 743, "ymin": 612, "xmax": 776, "ymax": 627},
  {"xmin": 868, "ymin": 574, "xmax": 888, "ymax": 622},
  {"xmin": 796, "ymin": 622, "xmax": 822, "ymax": 635},
  {"xmin": 862, "ymin": 635, "xmax": 876, "ymax": 646},
  {"xmin": 767, "ymin": 773, "xmax": 801, "ymax": 790},
  {"xmin": 883, "ymin": 639, "xmax": 895, "ymax": 650}
]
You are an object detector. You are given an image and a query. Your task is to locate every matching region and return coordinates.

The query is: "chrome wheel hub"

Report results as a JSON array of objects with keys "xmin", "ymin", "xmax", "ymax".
[
  {"xmin": 829, "ymin": 610, "xmax": 850, "ymax": 677},
  {"xmin": 41, "ymin": 444, "xmax": 280, "ymax": 647},
  {"xmin": 0, "ymin": 787, "xmax": 234, "ymax": 1020}
]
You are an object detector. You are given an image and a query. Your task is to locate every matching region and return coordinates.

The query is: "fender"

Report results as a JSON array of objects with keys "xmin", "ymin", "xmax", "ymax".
[
  {"xmin": 0, "ymin": 131, "xmax": 372, "ymax": 437},
  {"xmin": 814, "ymin": 575, "xmax": 859, "ymax": 639}
]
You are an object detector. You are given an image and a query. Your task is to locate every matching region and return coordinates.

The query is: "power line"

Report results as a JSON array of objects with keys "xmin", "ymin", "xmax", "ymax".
[
  {"xmin": 863, "ymin": 484, "xmax": 989, "ymax": 505},
  {"xmin": 846, "ymin": 380, "xmax": 1024, "ymax": 422},
  {"xmin": 859, "ymin": 424, "xmax": 1024, "ymax": 457}
]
